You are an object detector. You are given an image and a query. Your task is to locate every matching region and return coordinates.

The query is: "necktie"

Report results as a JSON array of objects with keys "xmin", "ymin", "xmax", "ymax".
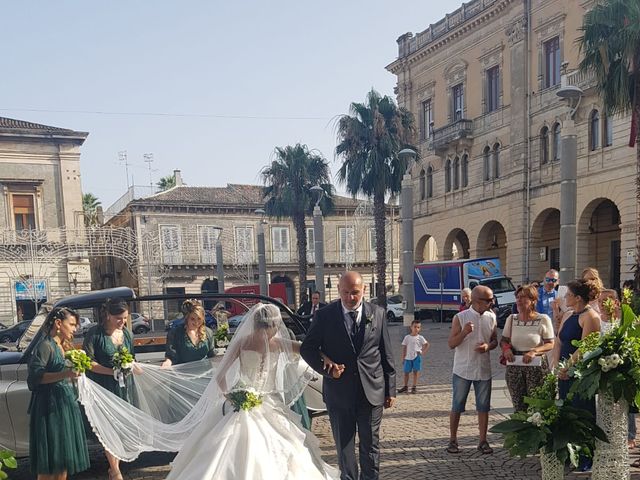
[{"xmin": 348, "ymin": 311, "xmax": 358, "ymax": 337}]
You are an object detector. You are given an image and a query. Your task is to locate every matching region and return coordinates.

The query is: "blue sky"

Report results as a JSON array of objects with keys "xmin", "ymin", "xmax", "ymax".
[{"xmin": 2, "ymin": 1, "xmax": 460, "ymax": 207}]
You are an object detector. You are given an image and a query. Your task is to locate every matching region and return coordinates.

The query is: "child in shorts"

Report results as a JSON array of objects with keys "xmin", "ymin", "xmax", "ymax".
[{"xmin": 398, "ymin": 319, "xmax": 429, "ymax": 393}]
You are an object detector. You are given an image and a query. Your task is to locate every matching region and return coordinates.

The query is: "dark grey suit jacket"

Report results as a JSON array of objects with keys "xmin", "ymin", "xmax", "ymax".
[{"xmin": 300, "ymin": 300, "xmax": 396, "ymax": 408}]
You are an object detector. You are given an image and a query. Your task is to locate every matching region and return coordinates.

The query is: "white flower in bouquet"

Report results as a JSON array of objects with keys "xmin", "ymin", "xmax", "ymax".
[{"xmin": 527, "ymin": 412, "xmax": 543, "ymax": 427}]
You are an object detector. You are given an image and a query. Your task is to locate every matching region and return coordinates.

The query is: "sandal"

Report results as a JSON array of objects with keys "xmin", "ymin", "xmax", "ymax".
[
  {"xmin": 411, "ymin": 386, "xmax": 417, "ymax": 394},
  {"xmin": 398, "ymin": 386, "xmax": 408, "ymax": 394},
  {"xmin": 446, "ymin": 440, "xmax": 460, "ymax": 454},
  {"xmin": 477, "ymin": 441, "xmax": 493, "ymax": 454}
]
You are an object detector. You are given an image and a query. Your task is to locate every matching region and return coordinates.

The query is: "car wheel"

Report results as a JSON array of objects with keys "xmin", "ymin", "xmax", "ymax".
[
  {"xmin": 386, "ymin": 311, "xmax": 396, "ymax": 321},
  {"xmin": 0, "ymin": 335, "xmax": 12, "ymax": 343},
  {"xmin": 133, "ymin": 327, "xmax": 148, "ymax": 334}
]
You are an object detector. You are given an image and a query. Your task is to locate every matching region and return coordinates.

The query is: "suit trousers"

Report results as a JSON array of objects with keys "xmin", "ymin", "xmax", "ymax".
[{"xmin": 327, "ymin": 378, "xmax": 383, "ymax": 480}]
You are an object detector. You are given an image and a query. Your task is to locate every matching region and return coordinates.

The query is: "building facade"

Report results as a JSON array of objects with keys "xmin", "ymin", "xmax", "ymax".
[
  {"xmin": 97, "ymin": 179, "xmax": 400, "ymax": 320},
  {"xmin": 387, "ymin": 0, "xmax": 633, "ymax": 288},
  {"xmin": 0, "ymin": 117, "xmax": 90, "ymax": 324}
]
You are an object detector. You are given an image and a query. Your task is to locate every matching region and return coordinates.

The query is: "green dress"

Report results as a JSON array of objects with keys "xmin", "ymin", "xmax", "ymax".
[
  {"xmin": 27, "ymin": 337, "xmax": 90, "ymax": 475},
  {"xmin": 165, "ymin": 325, "xmax": 215, "ymax": 365},
  {"xmin": 83, "ymin": 325, "xmax": 135, "ymax": 402}
]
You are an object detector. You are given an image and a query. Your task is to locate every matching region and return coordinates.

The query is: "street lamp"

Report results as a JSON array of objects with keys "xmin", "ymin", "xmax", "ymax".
[
  {"xmin": 398, "ymin": 148, "xmax": 418, "ymax": 325},
  {"xmin": 556, "ymin": 81, "xmax": 583, "ymax": 285},
  {"xmin": 254, "ymin": 209, "xmax": 268, "ymax": 296},
  {"xmin": 310, "ymin": 186, "xmax": 326, "ymax": 302}
]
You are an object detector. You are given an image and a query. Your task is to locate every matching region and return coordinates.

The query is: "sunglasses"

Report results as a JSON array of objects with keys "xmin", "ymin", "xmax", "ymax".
[{"xmin": 545, "ymin": 277, "xmax": 558, "ymax": 283}]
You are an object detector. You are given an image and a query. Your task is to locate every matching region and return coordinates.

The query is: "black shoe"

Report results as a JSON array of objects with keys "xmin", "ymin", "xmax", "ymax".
[{"xmin": 398, "ymin": 386, "xmax": 408, "ymax": 393}]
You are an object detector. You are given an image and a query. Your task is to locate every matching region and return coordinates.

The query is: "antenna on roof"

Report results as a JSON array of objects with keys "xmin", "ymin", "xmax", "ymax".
[
  {"xmin": 143, "ymin": 153, "xmax": 154, "ymax": 191},
  {"xmin": 118, "ymin": 151, "xmax": 131, "ymax": 189}
]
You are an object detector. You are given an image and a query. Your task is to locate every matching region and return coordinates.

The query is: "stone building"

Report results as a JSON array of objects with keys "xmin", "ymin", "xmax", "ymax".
[
  {"xmin": 387, "ymin": 0, "xmax": 633, "ymax": 288},
  {"xmin": 0, "ymin": 117, "xmax": 90, "ymax": 324},
  {"xmin": 97, "ymin": 177, "xmax": 400, "ymax": 320}
]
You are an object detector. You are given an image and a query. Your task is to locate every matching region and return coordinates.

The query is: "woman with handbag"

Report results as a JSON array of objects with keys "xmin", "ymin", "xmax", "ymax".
[{"xmin": 499, "ymin": 284, "xmax": 555, "ymax": 412}]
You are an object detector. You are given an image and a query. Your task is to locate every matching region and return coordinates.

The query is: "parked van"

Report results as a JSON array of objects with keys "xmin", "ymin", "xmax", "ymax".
[{"xmin": 414, "ymin": 257, "xmax": 516, "ymax": 326}]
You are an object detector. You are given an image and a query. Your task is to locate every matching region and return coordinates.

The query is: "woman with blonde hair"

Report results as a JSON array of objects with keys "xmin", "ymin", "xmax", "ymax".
[
  {"xmin": 162, "ymin": 299, "xmax": 216, "ymax": 367},
  {"xmin": 581, "ymin": 267, "xmax": 603, "ymax": 313}
]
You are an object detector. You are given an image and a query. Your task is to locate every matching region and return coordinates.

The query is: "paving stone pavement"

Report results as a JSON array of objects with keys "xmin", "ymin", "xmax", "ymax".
[{"xmin": 9, "ymin": 319, "xmax": 640, "ymax": 479}]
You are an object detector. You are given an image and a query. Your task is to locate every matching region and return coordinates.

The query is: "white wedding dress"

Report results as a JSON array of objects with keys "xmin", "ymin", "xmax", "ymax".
[{"xmin": 165, "ymin": 349, "xmax": 339, "ymax": 480}]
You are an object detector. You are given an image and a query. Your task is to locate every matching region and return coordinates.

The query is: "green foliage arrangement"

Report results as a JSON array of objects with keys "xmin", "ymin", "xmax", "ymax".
[
  {"xmin": 214, "ymin": 324, "xmax": 230, "ymax": 347},
  {"xmin": 568, "ymin": 306, "xmax": 640, "ymax": 407},
  {"xmin": 490, "ymin": 374, "xmax": 607, "ymax": 466},
  {"xmin": 64, "ymin": 349, "xmax": 93, "ymax": 374},
  {"xmin": 227, "ymin": 388, "xmax": 263, "ymax": 412},
  {"xmin": 0, "ymin": 450, "xmax": 17, "ymax": 480},
  {"xmin": 112, "ymin": 346, "xmax": 134, "ymax": 372}
]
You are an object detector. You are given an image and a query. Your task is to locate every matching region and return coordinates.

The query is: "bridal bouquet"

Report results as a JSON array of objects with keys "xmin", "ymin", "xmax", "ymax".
[
  {"xmin": 214, "ymin": 324, "xmax": 230, "ymax": 348},
  {"xmin": 112, "ymin": 346, "xmax": 134, "ymax": 388},
  {"xmin": 227, "ymin": 387, "xmax": 263, "ymax": 412},
  {"xmin": 490, "ymin": 374, "xmax": 606, "ymax": 465},
  {"xmin": 64, "ymin": 349, "xmax": 92, "ymax": 374}
]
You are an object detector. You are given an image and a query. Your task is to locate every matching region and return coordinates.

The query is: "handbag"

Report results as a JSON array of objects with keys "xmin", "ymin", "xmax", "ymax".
[{"xmin": 499, "ymin": 314, "xmax": 515, "ymax": 366}]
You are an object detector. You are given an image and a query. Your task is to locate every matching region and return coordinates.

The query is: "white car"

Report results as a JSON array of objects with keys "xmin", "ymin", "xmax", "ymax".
[{"xmin": 371, "ymin": 295, "xmax": 405, "ymax": 322}]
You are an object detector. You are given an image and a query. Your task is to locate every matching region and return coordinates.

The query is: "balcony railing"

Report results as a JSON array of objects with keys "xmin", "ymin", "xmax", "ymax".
[
  {"xmin": 432, "ymin": 119, "xmax": 474, "ymax": 153},
  {"xmin": 565, "ymin": 69, "xmax": 597, "ymax": 91}
]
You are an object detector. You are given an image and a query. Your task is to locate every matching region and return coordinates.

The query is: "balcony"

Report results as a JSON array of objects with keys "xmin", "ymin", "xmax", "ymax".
[
  {"xmin": 565, "ymin": 69, "xmax": 597, "ymax": 92},
  {"xmin": 431, "ymin": 119, "xmax": 474, "ymax": 154}
]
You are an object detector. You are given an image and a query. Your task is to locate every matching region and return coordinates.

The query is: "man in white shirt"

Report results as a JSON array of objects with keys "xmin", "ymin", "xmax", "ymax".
[{"xmin": 446, "ymin": 285, "xmax": 498, "ymax": 455}]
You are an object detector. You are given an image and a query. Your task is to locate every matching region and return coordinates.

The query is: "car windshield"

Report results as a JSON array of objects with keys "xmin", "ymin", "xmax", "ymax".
[
  {"xmin": 18, "ymin": 311, "xmax": 47, "ymax": 352},
  {"xmin": 480, "ymin": 277, "xmax": 516, "ymax": 294}
]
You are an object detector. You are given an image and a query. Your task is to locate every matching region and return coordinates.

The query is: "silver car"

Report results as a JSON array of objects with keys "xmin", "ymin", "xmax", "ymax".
[{"xmin": 0, "ymin": 288, "xmax": 325, "ymax": 456}]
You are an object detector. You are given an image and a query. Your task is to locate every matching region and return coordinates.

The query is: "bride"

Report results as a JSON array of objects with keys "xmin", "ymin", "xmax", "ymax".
[{"xmin": 78, "ymin": 303, "xmax": 338, "ymax": 480}]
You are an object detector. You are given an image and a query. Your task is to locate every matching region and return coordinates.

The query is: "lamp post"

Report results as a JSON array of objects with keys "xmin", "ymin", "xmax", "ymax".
[
  {"xmin": 399, "ymin": 148, "xmax": 417, "ymax": 326},
  {"xmin": 255, "ymin": 209, "xmax": 268, "ymax": 296},
  {"xmin": 310, "ymin": 186, "xmax": 326, "ymax": 302},
  {"xmin": 215, "ymin": 228, "xmax": 225, "ymax": 293},
  {"xmin": 556, "ymin": 82, "xmax": 583, "ymax": 285}
]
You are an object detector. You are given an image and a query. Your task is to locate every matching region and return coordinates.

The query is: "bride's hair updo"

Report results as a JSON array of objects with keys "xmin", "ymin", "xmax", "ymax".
[{"xmin": 253, "ymin": 304, "xmax": 280, "ymax": 330}]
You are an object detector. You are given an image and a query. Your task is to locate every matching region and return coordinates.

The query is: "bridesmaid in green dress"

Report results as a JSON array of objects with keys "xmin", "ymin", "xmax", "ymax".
[
  {"xmin": 83, "ymin": 298, "xmax": 134, "ymax": 480},
  {"xmin": 28, "ymin": 307, "xmax": 90, "ymax": 480},
  {"xmin": 161, "ymin": 299, "xmax": 215, "ymax": 367}
]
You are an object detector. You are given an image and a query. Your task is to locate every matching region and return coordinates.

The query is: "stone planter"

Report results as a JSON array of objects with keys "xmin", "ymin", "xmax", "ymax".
[{"xmin": 592, "ymin": 392, "xmax": 629, "ymax": 480}]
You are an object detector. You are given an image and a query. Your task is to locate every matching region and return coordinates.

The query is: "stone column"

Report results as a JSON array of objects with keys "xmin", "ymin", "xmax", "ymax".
[
  {"xmin": 257, "ymin": 222, "xmax": 268, "ymax": 295},
  {"xmin": 559, "ymin": 118, "xmax": 577, "ymax": 284},
  {"xmin": 401, "ymin": 172, "xmax": 415, "ymax": 325}
]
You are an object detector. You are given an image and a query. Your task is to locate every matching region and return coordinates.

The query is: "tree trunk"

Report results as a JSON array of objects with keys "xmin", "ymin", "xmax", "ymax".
[
  {"xmin": 374, "ymin": 192, "xmax": 387, "ymax": 308},
  {"xmin": 294, "ymin": 211, "xmax": 308, "ymax": 305}
]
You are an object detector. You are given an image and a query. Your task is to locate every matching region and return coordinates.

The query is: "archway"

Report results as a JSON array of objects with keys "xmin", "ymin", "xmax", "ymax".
[
  {"xmin": 577, "ymin": 198, "xmax": 621, "ymax": 288},
  {"xmin": 415, "ymin": 234, "xmax": 438, "ymax": 263},
  {"xmin": 530, "ymin": 208, "xmax": 560, "ymax": 282},
  {"xmin": 476, "ymin": 221, "xmax": 508, "ymax": 272},
  {"xmin": 443, "ymin": 228, "xmax": 470, "ymax": 260}
]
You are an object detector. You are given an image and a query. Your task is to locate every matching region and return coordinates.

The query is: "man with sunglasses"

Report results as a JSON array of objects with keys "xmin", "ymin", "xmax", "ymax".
[
  {"xmin": 446, "ymin": 286, "xmax": 498, "ymax": 455},
  {"xmin": 536, "ymin": 269, "xmax": 559, "ymax": 318}
]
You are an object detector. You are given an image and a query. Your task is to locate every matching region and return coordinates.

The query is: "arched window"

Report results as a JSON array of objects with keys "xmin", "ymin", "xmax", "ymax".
[
  {"xmin": 453, "ymin": 156, "xmax": 460, "ymax": 190},
  {"xmin": 540, "ymin": 126, "xmax": 549, "ymax": 165},
  {"xmin": 483, "ymin": 146, "xmax": 490, "ymax": 181},
  {"xmin": 426, "ymin": 166, "xmax": 433, "ymax": 198},
  {"xmin": 590, "ymin": 110, "xmax": 600, "ymax": 151},
  {"xmin": 603, "ymin": 111, "xmax": 613, "ymax": 147},
  {"xmin": 445, "ymin": 159, "xmax": 451, "ymax": 193},
  {"xmin": 461, "ymin": 154, "xmax": 468, "ymax": 187},
  {"xmin": 419, "ymin": 169, "xmax": 425, "ymax": 200},
  {"xmin": 492, "ymin": 143, "xmax": 500, "ymax": 179},
  {"xmin": 553, "ymin": 122, "xmax": 561, "ymax": 161}
]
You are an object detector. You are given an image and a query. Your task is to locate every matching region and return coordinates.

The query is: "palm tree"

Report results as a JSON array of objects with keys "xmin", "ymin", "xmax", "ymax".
[
  {"xmin": 157, "ymin": 175, "xmax": 176, "ymax": 191},
  {"xmin": 578, "ymin": 0, "xmax": 640, "ymax": 285},
  {"xmin": 262, "ymin": 144, "xmax": 334, "ymax": 304},
  {"xmin": 336, "ymin": 89, "xmax": 415, "ymax": 306},
  {"xmin": 82, "ymin": 193, "xmax": 101, "ymax": 226}
]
